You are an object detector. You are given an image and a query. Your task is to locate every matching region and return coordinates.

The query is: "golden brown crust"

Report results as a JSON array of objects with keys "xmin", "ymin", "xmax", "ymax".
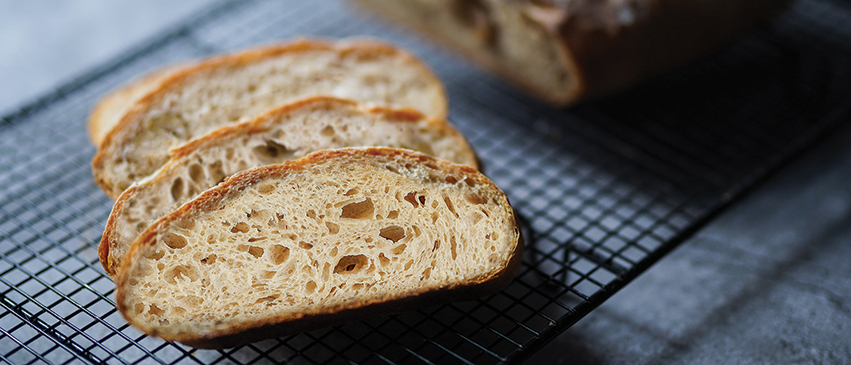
[
  {"xmin": 92, "ymin": 38, "xmax": 449, "ymax": 200},
  {"xmin": 98, "ymin": 97, "xmax": 477, "ymax": 277},
  {"xmin": 115, "ymin": 148, "xmax": 520, "ymax": 348}
]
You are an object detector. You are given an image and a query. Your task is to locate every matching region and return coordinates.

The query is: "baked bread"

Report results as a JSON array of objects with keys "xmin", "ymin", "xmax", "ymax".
[
  {"xmin": 92, "ymin": 38, "xmax": 447, "ymax": 199},
  {"xmin": 99, "ymin": 97, "xmax": 477, "ymax": 278},
  {"xmin": 350, "ymin": 0, "xmax": 792, "ymax": 105},
  {"xmin": 116, "ymin": 147, "xmax": 522, "ymax": 348},
  {"xmin": 88, "ymin": 64, "xmax": 189, "ymax": 146}
]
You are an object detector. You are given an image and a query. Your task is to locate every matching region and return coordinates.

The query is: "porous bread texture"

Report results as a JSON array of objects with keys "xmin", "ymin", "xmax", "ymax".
[
  {"xmin": 88, "ymin": 63, "xmax": 190, "ymax": 146},
  {"xmin": 92, "ymin": 38, "xmax": 448, "ymax": 199},
  {"xmin": 100, "ymin": 97, "xmax": 478, "ymax": 277},
  {"xmin": 116, "ymin": 148, "xmax": 521, "ymax": 348}
]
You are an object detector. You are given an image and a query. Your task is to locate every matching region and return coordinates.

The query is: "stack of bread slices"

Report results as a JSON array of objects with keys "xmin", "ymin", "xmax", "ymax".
[{"xmin": 90, "ymin": 38, "xmax": 522, "ymax": 348}]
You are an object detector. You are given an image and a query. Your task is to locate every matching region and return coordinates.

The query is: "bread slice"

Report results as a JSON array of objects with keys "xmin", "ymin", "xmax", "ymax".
[
  {"xmin": 351, "ymin": 0, "xmax": 792, "ymax": 105},
  {"xmin": 99, "ymin": 97, "xmax": 477, "ymax": 277},
  {"xmin": 88, "ymin": 64, "xmax": 189, "ymax": 146},
  {"xmin": 116, "ymin": 147, "xmax": 521, "ymax": 348},
  {"xmin": 92, "ymin": 38, "xmax": 448, "ymax": 199}
]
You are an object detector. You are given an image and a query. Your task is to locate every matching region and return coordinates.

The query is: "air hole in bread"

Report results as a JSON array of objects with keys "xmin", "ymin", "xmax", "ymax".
[
  {"xmin": 157, "ymin": 263, "xmax": 165, "ymax": 271},
  {"xmin": 305, "ymin": 281, "xmax": 317, "ymax": 293},
  {"xmin": 422, "ymin": 267, "xmax": 432, "ymax": 280},
  {"xmin": 170, "ymin": 178, "xmax": 184, "ymax": 201},
  {"xmin": 344, "ymin": 188, "xmax": 358, "ymax": 196},
  {"xmin": 253, "ymin": 139, "xmax": 291, "ymax": 163},
  {"xmin": 321, "ymin": 125, "xmax": 335, "ymax": 137},
  {"xmin": 467, "ymin": 211, "xmax": 484, "ymax": 225},
  {"xmin": 392, "ymin": 244, "xmax": 407, "ymax": 255},
  {"xmin": 464, "ymin": 177, "xmax": 477, "ymax": 187},
  {"xmin": 307, "ymin": 210, "xmax": 317, "ymax": 220},
  {"xmin": 378, "ymin": 253, "xmax": 390, "ymax": 267},
  {"xmin": 175, "ymin": 219, "xmax": 195, "ymax": 230},
  {"xmin": 325, "ymin": 221, "xmax": 339, "ymax": 234},
  {"xmin": 209, "ymin": 160, "xmax": 226, "ymax": 185},
  {"xmin": 403, "ymin": 260, "xmax": 414, "ymax": 270},
  {"xmin": 431, "ymin": 212, "xmax": 439, "ymax": 223},
  {"xmin": 340, "ymin": 198, "xmax": 374, "ymax": 219},
  {"xmin": 443, "ymin": 196, "xmax": 459, "ymax": 217},
  {"xmin": 433, "ymin": 240, "xmax": 440, "ymax": 251},
  {"xmin": 145, "ymin": 249, "xmax": 165, "ymax": 260},
  {"xmin": 418, "ymin": 195, "xmax": 426, "ymax": 206},
  {"xmin": 445, "ymin": 175, "xmax": 458, "ymax": 184},
  {"xmin": 450, "ymin": 236, "xmax": 458, "ymax": 260},
  {"xmin": 255, "ymin": 294, "xmax": 279, "ymax": 305},
  {"xmin": 248, "ymin": 246, "xmax": 264, "ymax": 258},
  {"xmin": 231, "ymin": 222, "xmax": 249, "ymax": 233},
  {"xmin": 257, "ymin": 182, "xmax": 276, "ymax": 195},
  {"xmin": 148, "ymin": 304, "xmax": 164, "ymax": 316},
  {"xmin": 412, "ymin": 225, "xmax": 422, "ymax": 237},
  {"xmin": 200, "ymin": 254, "xmax": 217, "ymax": 265},
  {"xmin": 248, "ymin": 236, "xmax": 267, "ymax": 243},
  {"xmin": 404, "ymin": 192, "xmax": 419, "ymax": 207},
  {"xmin": 134, "ymin": 303, "xmax": 145, "ymax": 314},
  {"xmin": 388, "ymin": 210, "xmax": 399, "ymax": 219},
  {"xmin": 163, "ymin": 233, "xmax": 187, "ymax": 249},
  {"xmin": 299, "ymin": 241, "xmax": 313, "ymax": 250},
  {"xmin": 270, "ymin": 245, "xmax": 290, "ymax": 265},
  {"xmin": 189, "ymin": 163, "xmax": 204, "ymax": 184},
  {"xmin": 379, "ymin": 225, "xmax": 406, "ymax": 243},
  {"xmin": 334, "ymin": 255, "xmax": 368, "ymax": 275},
  {"xmin": 330, "ymin": 247, "xmax": 338, "ymax": 257},
  {"xmin": 466, "ymin": 193, "xmax": 487, "ymax": 205},
  {"xmin": 165, "ymin": 265, "xmax": 198, "ymax": 284}
]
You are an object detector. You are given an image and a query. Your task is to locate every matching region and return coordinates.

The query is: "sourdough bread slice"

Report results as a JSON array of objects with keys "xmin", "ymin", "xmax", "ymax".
[
  {"xmin": 88, "ymin": 64, "xmax": 189, "ymax": 146},
  {"xmin": 100, "ymin": 97, "xmax": 477, "ymax": 277},
  {"xmin": 116, "ymin": 148, "xmax": 521, "ymax": 348},
  {"xmin": 92, "ymin": 38, "xmax": 448, "ymax": 199}
]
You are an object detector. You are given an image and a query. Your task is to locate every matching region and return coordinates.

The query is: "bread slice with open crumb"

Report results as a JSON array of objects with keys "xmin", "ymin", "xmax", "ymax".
[
  {"xmin": 116, "ymin": 147, "xmax": 521, "ymax": 348},
  {"xmin": 99, "ymin": 97, "xmax": 477, "ymax": 278},
  {"xmin": 92, "ymin": 38, "xmax": 448, "ymax": 199},
  {"xmin": 88, "ymin": 63, "xmax": 190, "ymax": 146}
]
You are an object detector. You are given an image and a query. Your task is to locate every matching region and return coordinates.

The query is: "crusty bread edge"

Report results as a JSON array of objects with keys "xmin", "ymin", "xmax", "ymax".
[
  {"xmin": 115, "ymin": 147, "xmax": 521, "ymax": 348},
  {"xmin": 92, "ymin": 38, "xmax": 449, "ymax": 200},
  {"xmin": 87, "ymin": 63, "xmax": 190, "ymax": 147},
  {"xmin": 99, "ymin": 96, "xmax": 478, "ymax": 277}
]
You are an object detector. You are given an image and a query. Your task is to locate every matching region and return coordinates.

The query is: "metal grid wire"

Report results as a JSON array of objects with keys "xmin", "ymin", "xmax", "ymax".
[{"xmin": 1, "ymin": 0, "xmax": 851, "ymax": 363}]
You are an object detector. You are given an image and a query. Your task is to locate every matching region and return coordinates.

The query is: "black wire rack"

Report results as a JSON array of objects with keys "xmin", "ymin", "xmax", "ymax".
[{"xmin": 2, "ymin": 0, "xmax": 851, "ymax": 364}]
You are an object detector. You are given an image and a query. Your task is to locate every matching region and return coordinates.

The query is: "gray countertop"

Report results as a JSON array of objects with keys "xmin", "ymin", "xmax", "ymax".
[{"xmin": 2, "ymin": 1, "xmax": 849, "ymax": 363}]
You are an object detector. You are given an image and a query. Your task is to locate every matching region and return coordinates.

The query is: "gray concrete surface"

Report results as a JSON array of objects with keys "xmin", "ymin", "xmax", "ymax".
[
  {"xmin": 2, "ymin": 1, "xmax": 850, "ymax": 364},
  {"xmin": 528, "ymin": 121, "xmax": 851, "ymax": 364}
]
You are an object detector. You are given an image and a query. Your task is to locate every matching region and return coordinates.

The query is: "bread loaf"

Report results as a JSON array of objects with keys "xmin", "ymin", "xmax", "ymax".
[
  {"xmin": 351, "ymin": 0, "xmax": 792, "ymax": 105},
  {"xmin": 100, "ymin": 97, "xmax": 477, "ymax": 277},
  {"xmin": 92, "ymin": 38, "xmax": 447, "ymax": 199},
  {"xmin": 116, "ymin": 148, "xmax": 521, "ymax": 348}
]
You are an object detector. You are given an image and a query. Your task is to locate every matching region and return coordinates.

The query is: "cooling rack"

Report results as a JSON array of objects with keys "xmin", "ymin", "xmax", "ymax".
[{"xmin": 2, "ymin": 0, "xmax": 851, "ymax": 363}]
